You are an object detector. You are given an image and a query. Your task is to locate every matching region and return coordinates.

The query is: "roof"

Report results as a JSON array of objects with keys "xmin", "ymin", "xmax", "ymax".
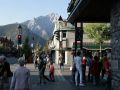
[{"xmin": 67, "ymin": 0, "xmax": 112, "ymax": 23}]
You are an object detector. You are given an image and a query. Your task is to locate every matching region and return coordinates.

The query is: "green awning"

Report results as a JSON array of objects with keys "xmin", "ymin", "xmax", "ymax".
[{"xmin": 72, "ymin": 43, "xmax": 111, "ymax": 50}]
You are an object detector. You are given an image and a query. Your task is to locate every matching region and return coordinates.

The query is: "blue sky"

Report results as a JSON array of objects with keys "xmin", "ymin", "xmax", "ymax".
[{"xmin": 0, "ymin": 0, "xmax": 70, "ymax": 25}]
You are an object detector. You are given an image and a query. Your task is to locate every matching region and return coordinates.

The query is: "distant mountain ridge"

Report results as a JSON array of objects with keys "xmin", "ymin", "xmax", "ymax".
[{"xmin": 0, "ymin": 13, "xmax": 59, "ymax": 46}]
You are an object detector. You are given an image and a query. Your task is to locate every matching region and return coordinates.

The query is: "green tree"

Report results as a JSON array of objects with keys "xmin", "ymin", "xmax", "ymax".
[
  {"xmin": 84, "ymin": 23, "xmax": 110, "ymax": 44},
  {"xmin": 22, "ymin": 36, "xmax": 32, "ymax": 63},
  {"xmin": 43, "ymin": 41, "xmax": 51, "ymax": 54},
  {"xmin": 34, "ymin": 43, "xmax": 42, "ymax": 56},
  {"xmin": 84, "ymin": 23, "xmax": 111, "ymax": 59}
]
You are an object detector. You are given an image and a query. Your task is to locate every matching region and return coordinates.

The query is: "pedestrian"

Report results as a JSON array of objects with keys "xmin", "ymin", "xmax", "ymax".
[
  {"xmin": 46, "ymin": 54, "xmax": 51, "ymax": 68},
  {"xmin": 103, "ymin": 55, "xmax": 111, "ymax": 90},
  {"xmin": 74, "ymin": 51, "xmax": 85, "ymax": 86},
  {"xmin": 22, "ymin": 54, "xmax": 26, "ymax": 66},
  {"xmin": 82, "ymin": 53, "xmax": 87, "ymax": 83},
  {"xmin": 38, "ymin": 54, "xmax": 50, "ymax": 85},
  {"xmin": 0, "ymin": 55, "xmax": 12, "ymax": 90},
  {"xmin": 49, "ymin": 61, "xmax": 55, "ymax": 81},
  {"xmin": 101, "ymin": 56, "xmax": 106, "ymax": 80},
  {"xmin": 91, "ymin": 56, "xmax": 100, "ymax": 86},
  {"xmin": 71, "ymin": 53, "xmax": 76, "ymax": 83},
  {"xmin": 10, "ymin": 57, "xmax": 32, "ymax": 90},
  {"xmin": 87, "ymin": 54, "xmax": 93, "ymax": 82},
  {"xmin": 59, "ymin": 55, "xmax": 64, "ymax": 70},
  {"xmin": 34, "ymin": 55, "xmax": 39, "ymax": 69}
]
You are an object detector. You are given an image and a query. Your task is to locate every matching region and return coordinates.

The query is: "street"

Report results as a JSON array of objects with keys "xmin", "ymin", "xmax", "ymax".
[{"xmin": 7, "ymin": 57, "xmax": 106, "ymax": 90}]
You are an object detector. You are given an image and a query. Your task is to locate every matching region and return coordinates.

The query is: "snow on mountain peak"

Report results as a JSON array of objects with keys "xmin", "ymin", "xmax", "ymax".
[
  {"xmin": 23, "ymin": 13, "xmax": 58, "ymax": 41},
  {"xmin": 27, "ymin": 18, "xmax": 36, "ymax": 29},
  {"xmin": 47, "ymin": 13, "xmax": 59, "ymax": 23}
]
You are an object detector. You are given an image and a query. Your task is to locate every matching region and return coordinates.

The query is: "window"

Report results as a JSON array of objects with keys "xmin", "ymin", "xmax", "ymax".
[{"xmin": 63, "ymin": 32, "xmax": 66, "ymax": 38}]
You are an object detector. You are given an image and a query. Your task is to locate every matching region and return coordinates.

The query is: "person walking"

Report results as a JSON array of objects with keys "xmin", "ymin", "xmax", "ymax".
[
  {"xmin": 59, "ymin": 55, "xmax": 62, "ymax": 69},
  {"xmin": 71, "ymin": 53, "xmax": 76, "ymax": 84},
  {"xmin": 49, "ymin": 61, "xmax": 55, "ymax": 81},
  {"xmin": 38, "ymin": 53, "xmax": 50, "ymax": 85},
  {"xmin": 10, "ymin": 57, "xmax": 32, "ymax": 90},
  {"xmin": 34, "ymin": 55, "xmax": 39, "ymax": 69},
  {"xmin": 74, "ymin": 51, "xmax": 85, "ymax": 86}
]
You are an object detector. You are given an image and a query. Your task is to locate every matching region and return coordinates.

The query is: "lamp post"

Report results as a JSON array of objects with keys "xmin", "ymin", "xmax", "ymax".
[
  {"xmin": 58, "ymin": 16, "xmax": 63, "ymax": 59},
  {"xmin": 17, "ymin": 24, "xmax": 22, "ymax": 57}
]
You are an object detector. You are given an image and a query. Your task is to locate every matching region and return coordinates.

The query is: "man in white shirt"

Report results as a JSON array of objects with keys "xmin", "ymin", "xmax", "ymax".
[{"xmin": 10, "ymin": 57, "xmax": 32, "ymax": 90}]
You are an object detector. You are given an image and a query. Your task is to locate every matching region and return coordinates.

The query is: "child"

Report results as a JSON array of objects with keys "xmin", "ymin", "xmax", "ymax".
[{"xmin": 49, "ymin": 62, "xmax": 55, "ymax": 81}]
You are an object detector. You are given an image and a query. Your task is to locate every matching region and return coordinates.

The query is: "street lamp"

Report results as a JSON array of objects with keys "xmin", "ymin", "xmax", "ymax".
[
  {"xmin": 17, "ymin": 24, "xmax": 22, "ymax": 45},
  {"xmin": 18, "ymin": 24, "xmax": 22, "ymax": 35},
  {"xmin": 58, "ymin": 16, "xmax": 63, "ymax": 58},
  {"xmin": 17, "ymin": 24, "xmax": 22, "ymax": 57}
]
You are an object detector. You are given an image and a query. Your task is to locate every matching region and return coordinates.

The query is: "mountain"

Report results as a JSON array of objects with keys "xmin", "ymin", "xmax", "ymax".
[
  {"xmin": 0, "ymin": 13, "xmax": 58, "ymax": 46},
  {"xmin": 23, "ymin": 13, "xmax": 58, "ymax": 40},
  {"xmin": 0, "ymin": 23, "xmax": 45, "ymax": 46}
]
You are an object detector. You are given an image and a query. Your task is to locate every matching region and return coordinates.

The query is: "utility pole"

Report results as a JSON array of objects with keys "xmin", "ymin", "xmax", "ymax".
[{"xmin": 58, "ymin": 16, "xmax": 63, "ymax": 58}]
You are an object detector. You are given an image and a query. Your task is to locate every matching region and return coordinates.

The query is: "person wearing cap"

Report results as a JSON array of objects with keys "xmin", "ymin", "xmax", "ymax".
[{"xmin": 10, "ymin": 57, "xmax": 32, "ymax": 90}]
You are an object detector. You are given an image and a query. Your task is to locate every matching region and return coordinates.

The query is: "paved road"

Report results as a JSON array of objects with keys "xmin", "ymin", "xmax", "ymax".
[{"xmin": 7, "ymin": 57, "xmax": 106, "ymax": 90}]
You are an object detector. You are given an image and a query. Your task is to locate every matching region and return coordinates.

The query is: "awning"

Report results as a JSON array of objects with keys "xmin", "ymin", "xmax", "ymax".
[
  {"xmin": 83, "ymin": 43, "xmax": 111, "ymax": 50},
  {"xmin": 72, "ymin": 42, "xmax": 111, "ymax": 50}
]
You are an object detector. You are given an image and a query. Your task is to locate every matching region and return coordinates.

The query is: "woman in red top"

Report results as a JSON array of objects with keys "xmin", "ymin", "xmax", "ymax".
[
  {"xmin": 103, "ymin": 56, "xmax": 111, "ymax": 77},
  {"xmin": 49, "ymin": 62, "xmax": 55, "ymax": 81},
  {"xmin": 91, "ymin": 56, "xmax": 100, "ymax": 85},
  {"xmin": 82, "ymin": 54, "xmax": 87, "ymax": 83},
  {"xmin": 103, "ymin": 56, "xmax": 111, "ymax": 90}
]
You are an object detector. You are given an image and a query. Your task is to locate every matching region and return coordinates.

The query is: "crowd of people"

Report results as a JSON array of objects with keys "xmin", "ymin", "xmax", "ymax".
[
  {"xmin": 0, "ymin": 55, "xmax": 32, "ymax": 90},
  {"xmin": 0, "ymin": 51, "xmax": 55, "ymax": 90},
  {"xmin": 71, "ymin": 51, "xmax": 111, "ymax": 90},
  {"xmin": 0, "ymin": 50, "xmax": 112, "ymax": 90},
  {"xmin": 33, "ymin": 52, "xmax": 55, "ymax": 84}
]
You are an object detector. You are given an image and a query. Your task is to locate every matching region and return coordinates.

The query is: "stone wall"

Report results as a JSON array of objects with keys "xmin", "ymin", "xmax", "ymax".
[{"xmin": 111, "ymin": 1, "xmax": 120, "ymax": 90}]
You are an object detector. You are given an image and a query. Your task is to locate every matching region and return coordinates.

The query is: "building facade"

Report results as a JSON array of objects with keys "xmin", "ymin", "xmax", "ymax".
[
  {"xmin": 67, "ymin": 0, "xmax": 120, "ymax": 89},
  {"xmin": 111, "ymin": 1, "xmax": 120, "ymax": 89},
  {"xmin": 49, "ymin": 18, "xmax": 75, "ymax": 65}
]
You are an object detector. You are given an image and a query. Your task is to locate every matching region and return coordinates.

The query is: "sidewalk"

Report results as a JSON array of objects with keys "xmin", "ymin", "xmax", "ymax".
[
  {"xmin": 56, "ymin": 64, "xmax": 106, "ymax": 90},
  {"xmin": 10, "ymin": 60, "xmax": 106, "ymax": 90}
]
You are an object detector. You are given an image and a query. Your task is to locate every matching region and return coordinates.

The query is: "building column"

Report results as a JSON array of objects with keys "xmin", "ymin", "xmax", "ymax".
[
  {"xmin": 111, "ymin": 1, "xmax": 120, "ymax": 90},
  {"xmin": 75, "ymin": 22, "xmax": 78, "ymax": 54},
  {"xmin": 75, "ymin": 22, "xmax": 83, "ymax": 53}
]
